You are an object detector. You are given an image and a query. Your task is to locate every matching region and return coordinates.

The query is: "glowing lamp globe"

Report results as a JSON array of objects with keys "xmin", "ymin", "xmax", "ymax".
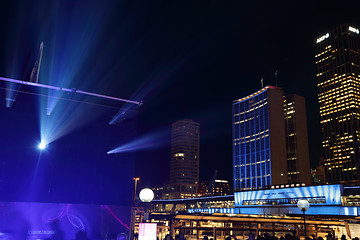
[
  {"xmin": 297, "ymin": 199, "xmax": 310, "ymax": 211},
  {"xmin": 38, "ymin": 141, "xmax": 47, "ymax": 150},
  {"xmin": 139, "ymin": 188, "xmax": 154, "ymax": 203}
]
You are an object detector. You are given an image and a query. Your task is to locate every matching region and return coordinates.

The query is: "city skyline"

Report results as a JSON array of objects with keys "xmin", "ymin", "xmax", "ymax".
[{"xmin": 0, "ymin": 1, "xmax": 359, "ymax": 191}]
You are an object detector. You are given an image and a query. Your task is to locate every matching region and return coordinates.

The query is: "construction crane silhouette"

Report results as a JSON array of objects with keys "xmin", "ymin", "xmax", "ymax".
[{"xmin": 0, "ymin": 42, "xmax": 142, "ymax": 107}]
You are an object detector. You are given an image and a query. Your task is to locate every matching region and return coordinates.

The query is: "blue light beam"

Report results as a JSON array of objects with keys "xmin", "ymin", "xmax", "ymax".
[{"xmin": 107, "ymin": 128, "xmax": 168, "ymax": 154}]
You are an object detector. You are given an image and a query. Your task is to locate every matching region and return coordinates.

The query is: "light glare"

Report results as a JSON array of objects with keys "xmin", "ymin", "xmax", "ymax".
[{"xmin": 38, "ymin": 141, "xmax": 47, "ymax": 150}]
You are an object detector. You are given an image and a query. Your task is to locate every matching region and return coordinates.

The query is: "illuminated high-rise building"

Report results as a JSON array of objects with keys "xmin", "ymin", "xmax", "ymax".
[
  {"xmin": 233, "ymin": 86, "xmax": 311, "ymax": 191},
  {"xmin": 316, "ymin": 24, "xmax": 360, "ymax": 184},
  {"xmin": 284, "ymin": 94, "xmax": 311, "ymax": 185},
  {"xmin": 233, "ymin": 86, "xmax": 288, "ymax": 191},
  {"xmin": 168, "ymin": 119, "xmax": 200, "ymax": 199}
]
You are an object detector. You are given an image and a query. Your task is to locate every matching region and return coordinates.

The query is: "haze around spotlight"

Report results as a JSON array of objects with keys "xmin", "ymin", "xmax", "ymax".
[
  {"xmin": 38, "ymin": 141, "xmax": 47, "ymax": 150},
  {"xmin": 36, "ymin": 2, "xmax": 116, "ymax": 146}
]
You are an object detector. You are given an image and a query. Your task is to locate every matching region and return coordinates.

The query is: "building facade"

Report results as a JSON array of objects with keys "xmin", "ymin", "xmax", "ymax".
[
  {"xmin": 316, "ymin": 24, "xmax": 360, "ymax": 183},
  {"xmin": 284, "ymin": 94, "xmax": 311, "ymax": 185},
  {"xmin": 233, "ymin": 86, "xmax": 288, "ymax": 191},
  {"xmin": 168, "ymin": 119, "xmax": 200, "ymax": 199},
  {"xmin": 199, "ymin": 179, "xmax": 231, "ymax": 196},
  {"xmin": 233, "ymin": 86, "xmax": 311, "ymax": 192}
]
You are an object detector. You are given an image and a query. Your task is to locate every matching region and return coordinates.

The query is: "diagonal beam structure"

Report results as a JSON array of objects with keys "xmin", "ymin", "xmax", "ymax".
[{"xmin": 0, "ymin": 76, "xmax": 142, "ymax": 105}]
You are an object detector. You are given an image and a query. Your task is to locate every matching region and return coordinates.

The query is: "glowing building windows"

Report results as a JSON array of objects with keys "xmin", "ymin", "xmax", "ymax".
[
  {"xmin": 233, "ymin": 89, "xmax": 271, "ymax": 191},
  {"xmin": 174, "ymin": 153, "xmax": 185, "ymax": 157},
  {"xmin": 315, "ymin": 25, "xmax": 360, "ymax": 183}
]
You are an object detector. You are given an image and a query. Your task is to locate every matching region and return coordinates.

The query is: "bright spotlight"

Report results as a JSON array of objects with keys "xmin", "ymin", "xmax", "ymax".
[{"xmin": 38, "ymin": 141, "xmax": 47, "ymax": 150}]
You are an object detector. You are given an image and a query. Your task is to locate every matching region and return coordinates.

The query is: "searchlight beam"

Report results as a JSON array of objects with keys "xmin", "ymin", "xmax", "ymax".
[{"xmin": 0, "ymin": 76, "xmax": 142, "ymax": 105}]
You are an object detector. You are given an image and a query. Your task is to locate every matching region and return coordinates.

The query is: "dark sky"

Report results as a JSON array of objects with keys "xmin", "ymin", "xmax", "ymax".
[{"xmin": 0, "ymin": 0, "xmax": 360, "ymax": 199}]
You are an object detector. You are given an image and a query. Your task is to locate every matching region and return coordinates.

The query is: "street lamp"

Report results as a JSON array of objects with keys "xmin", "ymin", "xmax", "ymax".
[
  {"xmin": 297, "ymin": 199, "xmax": 310, "ymax": 239},
  {"xmin": 139, "ymin": 188, "xmax": 154, "ymax": 222},
  {"xmin": 139, "ymin": 188, "xmax": 154, "ymax": 203},
  {"xmin": 133, "ymin": 178, "xmax": 140, "ymax": 201},
  {"xmin": 130, "ymin": 178, "xmax": 141, "ymax": 240}
]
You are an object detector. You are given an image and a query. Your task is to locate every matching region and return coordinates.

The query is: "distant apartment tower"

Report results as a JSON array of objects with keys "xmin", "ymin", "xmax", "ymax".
[
  {"xmin": 315, "ymin": 24, "xmax": 360, "ymax": 183},
  {"xmin": 284, "ymin": 94, "xmax": 311, "ymax": 184},
  {"xmin": 169, "ymin": 119, "xmax": 200, "ymax": 199},
  {"xmin": 233, "ymin": 86, "xmax": 311, "ymax": 191}
]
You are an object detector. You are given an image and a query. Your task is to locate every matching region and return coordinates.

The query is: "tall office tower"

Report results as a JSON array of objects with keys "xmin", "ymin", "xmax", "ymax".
[
  {"xmin": 169, "ymin": 119, "xmax": 200, "ymax": 199},
  {"xmin": 233, "ymin": 86, "xmax": 288, "ymax": 191},
  {"xmin": 316, "ymin": 24, "xmax": 360, "ymax": 184},
  {"xmin": 284, "ymin": 94, "xmax": 311, "ymax": 185}
]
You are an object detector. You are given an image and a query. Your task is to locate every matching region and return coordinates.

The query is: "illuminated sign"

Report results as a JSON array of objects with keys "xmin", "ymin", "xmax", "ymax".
[
  {"xmin": 188, "ymin": 208, "xmax": 238, "ymax": 214},
  {"xmin": 234, "ymin": 184, "xmax": 343, "ymax": 207},
  {"xmin": 316, "ymin": 33, "xmax": 330, "ymax": 43},
  {"xmin": 139, "ymin": 223, "xmax": 157, "ymax": 240},
  {"xmin": 215, "ymin": 179, "xmax": 228, "ymax": 183},
  {"xmin": 349, "ymin": 26, "xmax": 360, "ymax": 34}
]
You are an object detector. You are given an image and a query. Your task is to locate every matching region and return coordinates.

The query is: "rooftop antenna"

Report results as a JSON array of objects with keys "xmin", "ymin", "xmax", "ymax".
[
  {"xmin": 275, "ymin": 70, "xmax": 278, "ymax": 87},
  {"xmin": 261, "ymin": 78, "xmax": 264, "ymax": 88}
]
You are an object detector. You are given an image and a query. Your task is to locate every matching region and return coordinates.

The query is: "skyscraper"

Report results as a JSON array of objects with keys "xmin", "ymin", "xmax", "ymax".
[
  {"xmin": 284, "ymin": 94, "xmax": 311, "ymax": 185},
  {"xmin": 233, "ymin": 86, "xmax": 311, "ymax": 192},
  {"xmin": 168, "ymin": 119, "xmax": 200, "ymax": 199},
  {"xmin": 233, "ymin": 86, "xmax": 288, "ymax": 191},
  {"xmin": 316, "ymin": 24, "xmax": 360, "ymax": 184}
]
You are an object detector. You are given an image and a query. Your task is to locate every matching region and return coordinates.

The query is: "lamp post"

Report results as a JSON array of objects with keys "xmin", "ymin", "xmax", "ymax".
[
  {"xmin": 139, "ymin": 188, "xmax": 154, "ymax": 222},
  {"xmin": 130, "ymin": 178, "xmax": 140, "ymax": 240},
  {"xmin": 297, "ymin": 199, "xmax": 310, "ymax": 239},
  {"xmin": 133, "ymin": 178, "xmax": 140, "ymax": 201}
]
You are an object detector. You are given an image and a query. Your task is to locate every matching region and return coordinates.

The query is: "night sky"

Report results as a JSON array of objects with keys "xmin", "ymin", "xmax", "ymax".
[{"xmin": 0, "ymin": 1, "xmax": 360, "ymax": 201}]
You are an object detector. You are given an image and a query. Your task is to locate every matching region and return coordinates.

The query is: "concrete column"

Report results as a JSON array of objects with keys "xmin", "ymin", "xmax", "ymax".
[
  {"xmin": 130, "ymin": 207, "xmax": 136, "ymax": 240},
  {"xmin": 196, "ymin": 221, "xmax": 200, "ymax": 240},
  {"xmin": 243, "ymin": 223, "xmax": 246, "ymax": 240},
  {"xmin": 170, "ymin": 220, "xmax": 175, "ymax": 239}
]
